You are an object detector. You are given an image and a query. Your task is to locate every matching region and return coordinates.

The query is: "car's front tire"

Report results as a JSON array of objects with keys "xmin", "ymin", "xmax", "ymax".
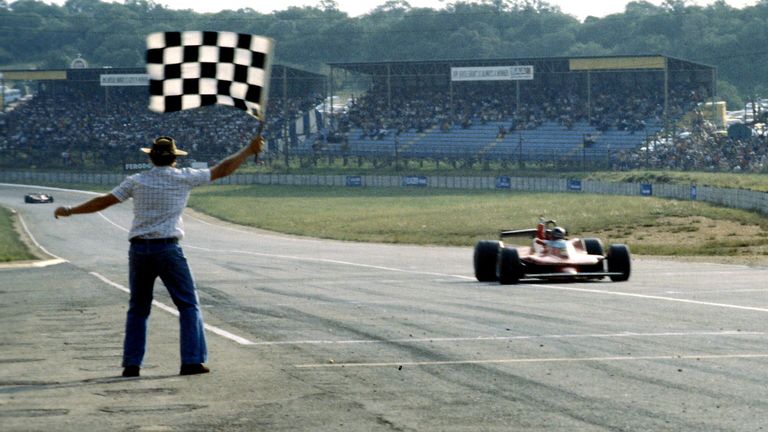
[
  {"xmin": 607, "ymin": 244, "xmax": 631, "ymax": 282},
  {"xmin": 474, "ymin": 240, "xmax": 501, "ymax": 282},
  {"xmin": 583, "ymin": 238, "xmax": 605, "ymax": 277}
]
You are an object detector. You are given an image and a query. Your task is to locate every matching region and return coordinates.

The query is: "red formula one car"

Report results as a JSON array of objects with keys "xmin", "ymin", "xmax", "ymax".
[{"xmin": 474, "ymin": 218, "xmax": 631, "ymax": 284}]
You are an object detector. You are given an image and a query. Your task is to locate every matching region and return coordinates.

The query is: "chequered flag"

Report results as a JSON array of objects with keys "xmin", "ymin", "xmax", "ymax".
[{"xmin": 146, "ymin": 31, "xmax": 273, "ymax": 118}]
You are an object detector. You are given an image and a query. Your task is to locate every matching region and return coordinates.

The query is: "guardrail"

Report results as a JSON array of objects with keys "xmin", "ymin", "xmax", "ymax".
[{"xmin": 2, "ymin": 170, "xmax": 766, "ymax": 215}]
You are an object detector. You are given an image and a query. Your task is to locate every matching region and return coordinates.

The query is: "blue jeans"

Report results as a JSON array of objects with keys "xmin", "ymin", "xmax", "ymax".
[{"xmin": 123, "ymin": 242, "xmax": 207, "ymax": 367}]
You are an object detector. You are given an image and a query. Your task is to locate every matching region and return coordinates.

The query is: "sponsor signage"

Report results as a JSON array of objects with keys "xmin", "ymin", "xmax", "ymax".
[
  {"xmin": 640, "ymin": 183, "xmax": 653, "ymax": 196},
  {"xmin": 568, "ymin": 179, "xmax": 582, "ymax": 192},
  {"xmin": 100, "ymin": 74, "xmax": 150, "ymax": 86},
  {"xmin": 346, "ymin": 176, "xmax": 362, "ymax": 187},
  {"xmin": 124, "ymin": 162, "xmax": 152, "ymax": 171},
  {"xmin": 403, "ymin": 176, "xmax": 428, "ymax": 187},
  {"xmin": 451, "ymin": 65, "xmax": 534, "ymax": 82},
  {"xmin": 495, "ymin": 176, "xmax": 511, "ymax": 189}
]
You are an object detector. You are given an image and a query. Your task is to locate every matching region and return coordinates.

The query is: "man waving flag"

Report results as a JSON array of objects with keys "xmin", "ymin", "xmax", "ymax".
[
  {"xmin": 146, "ymin": 30, "xmax": 274, "ymax": 120},
  {"xmin": 52, "ymin": 31, "xmax": 274, "ymax": 378}
]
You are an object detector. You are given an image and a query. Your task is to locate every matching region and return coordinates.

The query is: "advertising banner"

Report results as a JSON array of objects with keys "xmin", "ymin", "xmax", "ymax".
[
  {"xmin": 100, "ymin": 74, "xmax": 150, "ymax": 86},
  {"xmin": 346, "ymin": 176, "xmax": 362, "ymax": 187},
  {"xmin": 568, "ymin": 179, "xmax": 583, "ymax": 192},
  {"xmin": 403, "ymin": 176, "xmax": 428, "ymax": 187},
  {"xmin": 641, "ymin": 183, "xmax": 653, "ymax": 196},
  {"xmin": 495, "ymin": 176, "xmax": 511, "ymax": 189},
  {"xmin": 451, "ymin": 66, "xmax": 534, "ymax": 82}
]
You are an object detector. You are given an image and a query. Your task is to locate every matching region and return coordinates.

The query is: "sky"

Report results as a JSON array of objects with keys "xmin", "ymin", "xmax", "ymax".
[{"xmin": 40, "ymin": 0, "xmax": 760, "ymax": 21}]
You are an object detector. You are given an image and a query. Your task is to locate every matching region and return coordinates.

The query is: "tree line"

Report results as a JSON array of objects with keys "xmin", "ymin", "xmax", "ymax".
[{"xmin": 1, "ymin": 0, "xmax": 767, "ymax": 107}]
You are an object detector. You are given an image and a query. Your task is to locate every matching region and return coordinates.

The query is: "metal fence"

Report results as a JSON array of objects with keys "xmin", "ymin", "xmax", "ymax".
[{"xmin": 1, "ymin": 170, "xmax": 766, "ymax": 215}]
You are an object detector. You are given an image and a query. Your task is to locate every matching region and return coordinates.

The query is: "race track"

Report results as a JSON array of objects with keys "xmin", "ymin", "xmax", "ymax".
[{"xmin": 2, "ymin": 183, "xmax": 768, "ymax": 431}]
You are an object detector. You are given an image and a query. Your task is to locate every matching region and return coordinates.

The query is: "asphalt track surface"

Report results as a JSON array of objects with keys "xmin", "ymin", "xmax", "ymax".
[{"xmin": 2, "ymin": 183, "xmax": 768, "ymax": 431}]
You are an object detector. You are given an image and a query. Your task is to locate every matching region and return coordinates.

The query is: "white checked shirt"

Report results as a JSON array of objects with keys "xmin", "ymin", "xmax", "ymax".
[{"xmin": 111, "ymin": 166, "xmax": 211, "ymax": 240}]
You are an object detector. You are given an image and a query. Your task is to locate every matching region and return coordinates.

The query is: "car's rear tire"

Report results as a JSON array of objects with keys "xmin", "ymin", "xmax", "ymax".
[
  {"xmin": 583, "ymin": 238, "xmax": 604, "ymax": 256},
  {"xmin": 497, "ymin": 247, "xmax": 523, "ymax": 285},
  {"xmin": 607, "ymin": 244, "xmax": 631, "ymax": 282},
  {"xmin": 474, "ymin": 240, "xmax": 500, "ymax": 282}
]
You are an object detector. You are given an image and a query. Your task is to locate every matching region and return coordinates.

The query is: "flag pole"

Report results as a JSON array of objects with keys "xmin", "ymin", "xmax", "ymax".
[{"xmin": 254, "ymin": 37, "xmax": 274, "ymax": 163}]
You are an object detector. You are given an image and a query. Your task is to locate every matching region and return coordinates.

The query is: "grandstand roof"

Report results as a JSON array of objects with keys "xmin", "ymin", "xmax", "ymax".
[
  {"xmin": 0, "ymin": 64, "xmax": 326, "ymax": 83},
  {"xmin": 1, "ymin": 64, "xmax": 327, "ymax": 99},
  {"xmin": 329, "ymin": 54, "xmax": 714, "ymax": 76}
]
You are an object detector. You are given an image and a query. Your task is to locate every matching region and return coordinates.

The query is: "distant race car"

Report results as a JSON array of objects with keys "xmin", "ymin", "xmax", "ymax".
[
  {"xmin": 474, "ymin": 218, "xmax": 631, "ymax": 284},
  {"xmin": 24, "ymin": 193, "xmax": 54, "ymax": 204}
]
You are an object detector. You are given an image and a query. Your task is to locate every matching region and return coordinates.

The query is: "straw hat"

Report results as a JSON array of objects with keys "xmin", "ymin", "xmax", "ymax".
[{"xmin": 140, "ymin": 136, "xmax": 188, "ymax": 156}]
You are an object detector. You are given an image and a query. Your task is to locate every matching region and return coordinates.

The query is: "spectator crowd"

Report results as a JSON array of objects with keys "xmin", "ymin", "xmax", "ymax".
[
  {"xmin": 1, "ymin": 77, "xmax": 764, "ymax": 173},
  {"xmin": 334, "ymin": 79, "xmax": 703, "ymax": 141},
  {"xmin": 615, "ymin": 111, "xmax": 767, "ymax": 172},
  {"xmin": 0, "ymin": 86, "xmax": 321, "ymax": 169}
]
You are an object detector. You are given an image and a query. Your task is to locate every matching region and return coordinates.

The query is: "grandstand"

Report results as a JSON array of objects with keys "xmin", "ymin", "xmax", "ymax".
[
  {"xmin": 322, "ymin": 55, "xmax": 715, "ymax": 166},
  {"xmin": 1, "ymin": 54, "xmax": 733, "ymax": 171},
  {"xmin": 0, "ymin": 65, "xmax": 325, "ymax": 169}
]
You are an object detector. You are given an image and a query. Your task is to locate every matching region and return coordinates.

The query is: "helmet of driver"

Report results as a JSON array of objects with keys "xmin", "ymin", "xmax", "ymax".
[{"xmin": 551, "ymin": 227, "xmax": 566, "ymax": 240}]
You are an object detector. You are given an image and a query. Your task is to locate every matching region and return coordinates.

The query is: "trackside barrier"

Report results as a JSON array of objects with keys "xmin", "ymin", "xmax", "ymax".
[{"xmin": 1, "ymin": 170, "xmax": 766, "ymax": 216}]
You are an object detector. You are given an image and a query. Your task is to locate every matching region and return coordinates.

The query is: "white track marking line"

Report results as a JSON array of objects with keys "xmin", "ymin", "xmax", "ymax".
[
  {"xmin": 527, "ymin": 284, "xmax": 768, "ymax": 313},
  {"xmin": 18, "ymin": 188, "xmax": 768, "ymax": 343},
  {"xmin": 248, "ymin": 330, "xmax": 765, "ymax": 346},
  {"xmin": 0, "ymin": 183, "xmax": 101, "ymax": 195},
  {"xmin": 185, "ymin": 212, "xmax": 321, "ymax": 243},
  {"xmin": 16, "ymin": 212, "xmax": 67, "ymax": 265},
  {"xmin": 295, "ymin": 353, "xmax": 768, "ymax": 369},
  {"xmin": 97, "ymin": 211, "xmax": 129, "ymax": 232},
  {"xmin": 185, "ymin": 243, "xmax": 474, "ymax": 280},
  {"xmin": 665, "ymin": 288, "xmax": 768, "ymax": 294},
  {"xmin": 93, "ymin": 210, "xmax": 768, "ymax": 315},
  {"xmin": 89, "ymin": 271, "xmax": 255, "ymax": 346}
]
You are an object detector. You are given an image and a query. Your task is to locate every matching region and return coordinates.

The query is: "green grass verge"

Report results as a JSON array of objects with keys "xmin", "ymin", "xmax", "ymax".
[
  {"xmin": 0, "ymin": 207, "xmax": 37, "ymax": 262},
  {"xmin": 3, "ymin": 173, "xmax": 766, "ymax": 260},
  {"xmin": 189, "ymin": 185, "xmax": 768, "ymax": 256},
  {"xmin": 583, "ymin": 170, "xmax": 768, "ymax": 192}
]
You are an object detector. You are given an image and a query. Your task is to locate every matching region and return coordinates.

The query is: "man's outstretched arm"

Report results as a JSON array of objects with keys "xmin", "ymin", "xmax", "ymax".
[
  {"xmin": 54, "ymin": 193, "xmax": 120, "ymax": 219},
  {"xmin": 210, "ymin": 135, "xmax": 264, "ymax": 181}
]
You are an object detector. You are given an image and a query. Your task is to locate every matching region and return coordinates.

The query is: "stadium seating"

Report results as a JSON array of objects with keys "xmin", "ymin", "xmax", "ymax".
[{"xmin": 334, "ymin": 118, "xmax": 664, "ymax": 164}]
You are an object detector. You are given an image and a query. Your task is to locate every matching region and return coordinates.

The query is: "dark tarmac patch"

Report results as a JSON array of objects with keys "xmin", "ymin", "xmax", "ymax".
[
  {"xmin": 73, "ymin": 354, "xmax": 122, "ymax": 361},
  {"xmin": 98, "ymin": 404, "xmax": 207, "ymax": 414},
  {"xmin": 0, "ymin": 380, "xmax": 59, "ymax": 387},
  {"xmin": 0, "ymin": 358, "xmax": 45, "ymax": 364},
  {"xmin": 0, "ymin": 408, "xmax": 70, "ymax": 417},
  {"xmin": 96, "ymin": 388, "xmax": 179, "ymax": 397}
]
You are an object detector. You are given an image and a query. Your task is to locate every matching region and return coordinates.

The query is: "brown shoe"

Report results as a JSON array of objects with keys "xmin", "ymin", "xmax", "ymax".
[
  {"xmin": 179, "ymin": 363, "xmax": 210, "ymax": 376},
  {"xmin": 122, "ymin": 365, "xmax": 140, "ymax": 377}
]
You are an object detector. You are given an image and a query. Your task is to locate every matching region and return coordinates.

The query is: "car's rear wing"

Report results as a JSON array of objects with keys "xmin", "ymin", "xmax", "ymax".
[{"xmin": 500, "ymin": 228, "xmax": 537, "ymax": 238}]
